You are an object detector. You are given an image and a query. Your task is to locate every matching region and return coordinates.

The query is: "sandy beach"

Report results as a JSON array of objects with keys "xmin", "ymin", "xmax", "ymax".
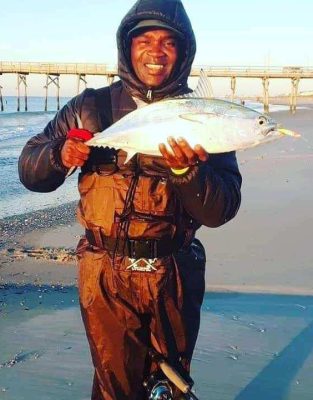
[
  {"xmin": 0, "ymin": 202, "xmax": 79, "ymax": 286},
  {"xmin": 200, "ymin": 107, "xmax": 313, "ymax": 295},
  {"xmin": 1, "ymin": 107, "xmax": 312, "ymax": 294},
  {"xmin": 0, "ymin": 107, "xmax": 312, "ymax": 399}
]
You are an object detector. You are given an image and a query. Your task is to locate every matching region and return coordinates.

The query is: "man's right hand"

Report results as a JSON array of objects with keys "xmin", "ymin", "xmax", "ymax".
[{"xmin": 61, "ymin": 138, "xmax": 91, "ymax": 169}]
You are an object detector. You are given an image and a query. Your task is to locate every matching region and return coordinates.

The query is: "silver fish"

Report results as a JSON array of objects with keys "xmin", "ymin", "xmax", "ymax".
[{"xmin": 86, "ymin": 71, "xmax": 299, "ymax": 162}]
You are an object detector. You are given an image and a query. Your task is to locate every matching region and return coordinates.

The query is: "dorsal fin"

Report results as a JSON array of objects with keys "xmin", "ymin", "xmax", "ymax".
[{"xmin": 182, "ymin": 69, "xmax": 214, "ymax": 99}]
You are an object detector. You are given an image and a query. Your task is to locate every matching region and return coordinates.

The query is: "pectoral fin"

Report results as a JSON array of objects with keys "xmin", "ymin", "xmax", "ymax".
[{"xmin": 124, "ymin": 149, "xmax": 138, "ymax": 164}]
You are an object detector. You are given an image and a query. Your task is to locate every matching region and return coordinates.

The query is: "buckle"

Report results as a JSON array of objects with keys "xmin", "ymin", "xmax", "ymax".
[
  {"xmin": 126, "ymin": 258, "xmax": 157, "ymax": 272},
  {"xmin": 128, "ymin": 239, "xmax": 157, "ymax": 259}
]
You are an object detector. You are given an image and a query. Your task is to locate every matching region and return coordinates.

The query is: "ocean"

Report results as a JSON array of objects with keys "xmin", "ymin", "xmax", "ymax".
[{"xmin": 0, "ymin": 97, "xmax": 78, "ymax": 219}]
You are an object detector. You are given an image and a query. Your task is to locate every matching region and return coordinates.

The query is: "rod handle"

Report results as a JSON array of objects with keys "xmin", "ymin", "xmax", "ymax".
[{"xmin": 159, "ymin": 360, "xmax": 190, "ymax": 394}]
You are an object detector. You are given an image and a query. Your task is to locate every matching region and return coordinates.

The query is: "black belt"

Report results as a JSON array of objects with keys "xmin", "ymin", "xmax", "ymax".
[{"xmin": 85, "ymin": 229, "xmax": 183, "ymax": 259}]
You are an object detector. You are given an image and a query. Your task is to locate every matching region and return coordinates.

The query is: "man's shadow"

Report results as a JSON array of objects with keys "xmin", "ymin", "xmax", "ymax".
[{"xmin": 235, "ymin": 319, "xmax": 313, "ymax": 400}]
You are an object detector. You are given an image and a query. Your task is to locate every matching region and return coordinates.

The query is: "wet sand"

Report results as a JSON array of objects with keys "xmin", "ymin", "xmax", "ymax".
[
  {"xmin": 0, "ymin": 286, "xmax": 312, "ymax": 400},
  {"xmin": 0, "ymin": 202, "xmax": 79, "ymax": 286},
  {"xmin": 0, "ymin": 108, "xmax": 312, "ymax": 399}
]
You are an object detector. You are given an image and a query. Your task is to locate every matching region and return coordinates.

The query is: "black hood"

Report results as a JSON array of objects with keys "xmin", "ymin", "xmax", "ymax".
[{"xmin": 116, "ymin": 0, "xmax": 196, "ymax": 102}]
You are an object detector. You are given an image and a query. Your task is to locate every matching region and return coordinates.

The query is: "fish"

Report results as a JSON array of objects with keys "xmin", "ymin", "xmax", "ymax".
[{"xmin": 86, "ymin": 70, "xmax": 300, "ymax": 162}]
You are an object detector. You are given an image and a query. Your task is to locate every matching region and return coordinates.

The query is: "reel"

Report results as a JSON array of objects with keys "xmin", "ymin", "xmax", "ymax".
[
  {"xmin": 144, "ymin": 350, "xmax": 200, "ymax": 400},
  {"xmin": 144, "ymin": 373, "xmax": 173, "ymax": 400}
]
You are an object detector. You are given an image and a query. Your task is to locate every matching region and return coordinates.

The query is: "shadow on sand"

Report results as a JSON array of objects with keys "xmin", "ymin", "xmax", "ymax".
[{"xmin": 235, "ymin": 318, "xmax": 313, "ymax": 400}]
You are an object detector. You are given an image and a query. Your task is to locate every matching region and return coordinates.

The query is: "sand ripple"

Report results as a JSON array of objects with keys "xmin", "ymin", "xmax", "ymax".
[{"xmin": 1, "ymin": 247, "xmax": 76, "ymax": 263}]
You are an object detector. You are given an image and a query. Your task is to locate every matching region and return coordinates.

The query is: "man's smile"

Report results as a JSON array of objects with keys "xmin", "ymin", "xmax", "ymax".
[{"xmin": 145, "ymin": 63, "xmax": 165, "ymax": 72}]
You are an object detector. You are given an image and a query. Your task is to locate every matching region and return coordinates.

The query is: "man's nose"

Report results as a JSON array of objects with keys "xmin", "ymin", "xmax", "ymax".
[{"xmin": 147, "ymin": 42, "xmax": 165, "ymax": 57}]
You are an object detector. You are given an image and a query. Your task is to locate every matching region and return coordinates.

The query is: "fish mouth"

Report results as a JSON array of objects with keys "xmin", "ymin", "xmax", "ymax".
[
  {"xmin": 277, "ymin": 128, "xmax": 301, "ymax": 138},
  {"xmin": 263, "ymin": 125, "xmax": 300, "ymax": 138},
  {"xmin": 262, "ymin": 124, "xmax": 279, "ymax": 137}
]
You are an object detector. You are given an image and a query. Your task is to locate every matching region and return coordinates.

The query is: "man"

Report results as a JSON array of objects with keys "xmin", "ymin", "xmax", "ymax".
[{"xmin": 19, "ymin": 0, "xmax": 242, "ymax": 399}]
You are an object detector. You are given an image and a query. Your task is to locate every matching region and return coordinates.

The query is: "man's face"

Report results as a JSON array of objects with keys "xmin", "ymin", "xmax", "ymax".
[{"xmin": 131, "ymin": 29, "xmax": 179, "ymax": 88}]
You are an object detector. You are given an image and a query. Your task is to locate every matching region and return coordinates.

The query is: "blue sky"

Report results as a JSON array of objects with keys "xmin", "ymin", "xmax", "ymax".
[{"xmin": 1, "ymin": 0, "xmax": 313, "ymax": 95}]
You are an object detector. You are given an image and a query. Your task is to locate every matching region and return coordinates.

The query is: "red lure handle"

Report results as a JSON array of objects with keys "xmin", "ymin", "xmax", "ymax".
[
  {"xmin": 67, "ymin": 128, "xmax": 93, "ymax": 141},
  {"xmin": 65, "ymin": 127, "xmax": 93, "ymax": 178}
]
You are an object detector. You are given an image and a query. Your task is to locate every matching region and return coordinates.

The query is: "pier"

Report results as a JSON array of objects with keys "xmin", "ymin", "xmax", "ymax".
[{"xmin": 0, "ymin": 61, "xmax": 313, "ymax": 113}]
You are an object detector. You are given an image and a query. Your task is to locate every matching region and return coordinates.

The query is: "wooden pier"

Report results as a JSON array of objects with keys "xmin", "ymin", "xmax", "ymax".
[{"xmin": 0, "ymin": 61, "xmax": 312, "ymax": 113}]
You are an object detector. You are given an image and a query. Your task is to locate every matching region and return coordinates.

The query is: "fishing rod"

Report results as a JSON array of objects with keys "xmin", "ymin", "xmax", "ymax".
[{"xmin": 148, "ymin": 350, "xmax": 201, "ymax": 400}]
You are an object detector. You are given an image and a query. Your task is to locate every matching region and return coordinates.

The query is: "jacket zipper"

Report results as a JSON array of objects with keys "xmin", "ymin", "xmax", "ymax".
[{"xmin": 146, "ymin": 89, "xmax": 153, "ymax": 101}]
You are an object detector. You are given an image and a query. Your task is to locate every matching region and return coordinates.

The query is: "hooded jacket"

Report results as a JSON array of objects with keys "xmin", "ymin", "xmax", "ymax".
[
  {"xmin": 117, "ymin": 0, "xmax": 196, "ymax": 101},
  {"xmin": 18, "ymin": 0, "xmax": 242, "ymax": 231}
]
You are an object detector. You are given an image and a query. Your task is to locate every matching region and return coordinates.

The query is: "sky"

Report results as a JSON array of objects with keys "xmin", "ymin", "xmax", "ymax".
[{"xmin": 1, "ymin": 0, "xmax": 313, "ymax": 96}]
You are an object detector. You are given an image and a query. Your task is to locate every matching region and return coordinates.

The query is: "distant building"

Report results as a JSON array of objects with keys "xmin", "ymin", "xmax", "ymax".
[
  {"xmin": 282, "ymin": 66, "xmax": 303, "ymax": 73},
  {"xmin": 299, "ymin": 91, "xmax": 313, "ymax": 96}
]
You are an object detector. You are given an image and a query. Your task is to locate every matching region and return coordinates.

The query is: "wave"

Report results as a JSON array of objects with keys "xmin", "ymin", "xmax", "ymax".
[
  {"xmin": 0, "ymin": 110, "xmax": 56, "ymax": 127},
  {"xmin": 0, "ymin": 111, "xmax": 56, "ymax": 142},
  {"xmin": 0, "ymin": 96, "xmax": 71, "ymax": 114},
  {"xmin": 0, "ymin": 130, "xmax": 34, "ymax": 142},
  {"xmin": 0, "ymin": 156, "xmax": 18, "ymax": 167},
  {"xmin": 0, "ymin": 110, "xmax": 56, "ymax": 117}
]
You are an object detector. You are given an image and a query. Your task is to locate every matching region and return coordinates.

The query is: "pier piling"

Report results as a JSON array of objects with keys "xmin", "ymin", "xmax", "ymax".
[
  {"xmin": 0, "ymin": 82, "xmax": 3, "ymax": 112},
  {"xmin": 262, "ymin": 77, "xmax": 270, "ymax": 113},
  {"xmin": 0, "ymin": 72, "xmax": 3, "ymax": 112},
  {"xmin": 230, "ymin": 76, "xmax": 236, "ymax": 102},
  {"xmin": 17, "ymin": 73, "xmax": 28, "ymax": 112},
  {"xmin": 107, "ymin": 75, "xmax": 115, "ymax": 86},
  {"xmin": 290, "ymin": 78, "xmax": 300, "ymax": 114},
  {"xmin": 77, "ymin": 74, "xmax": 87, "ymax": 94},
  {"xmin": 44, "ymin": 74, "xmax": 60, "ymax": 111}
]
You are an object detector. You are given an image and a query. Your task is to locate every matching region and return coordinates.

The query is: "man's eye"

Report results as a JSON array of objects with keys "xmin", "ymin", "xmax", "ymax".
[{"xmin": 164, "ymin": 40, "xmax": 176, "ymax": 47}]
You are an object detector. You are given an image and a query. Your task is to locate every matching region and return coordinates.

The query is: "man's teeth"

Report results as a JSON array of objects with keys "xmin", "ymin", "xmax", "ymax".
[{"xmin": 145, "ymin": 64, "xmax": 164, "ymax": 71}]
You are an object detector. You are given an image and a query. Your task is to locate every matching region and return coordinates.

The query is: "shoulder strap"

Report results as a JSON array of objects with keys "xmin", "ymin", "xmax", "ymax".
[
  {"xmin": 110, "ymin": 81, "xmax": 137, "ymax": 123},
  {"xmin": 94, "ymin": 86, "xmax": 113, "ymax": 131},
  {"xmin": 95, "ymin": 81, "xmax": 137, "ymax": 128}
]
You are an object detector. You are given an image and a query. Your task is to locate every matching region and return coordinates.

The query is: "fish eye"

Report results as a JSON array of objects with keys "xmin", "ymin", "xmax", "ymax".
[{"xmin": 258, "ymin": 116, "xmax": 267, "ymax": 125}]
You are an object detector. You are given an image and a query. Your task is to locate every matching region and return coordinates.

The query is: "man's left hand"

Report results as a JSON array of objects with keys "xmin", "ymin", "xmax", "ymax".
[{"xmin": 159, "ymin": 137, "xmax": 208, "ymax": 169}]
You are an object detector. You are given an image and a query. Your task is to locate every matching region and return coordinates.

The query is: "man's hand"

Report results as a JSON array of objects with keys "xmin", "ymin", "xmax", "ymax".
[
  {"xmin": 159, "ymin": 137, "xmax": 208, "ymax": 169},
  {"xmin": 61, "ymin": 138, "xmax": 90, "ymax": 169}
]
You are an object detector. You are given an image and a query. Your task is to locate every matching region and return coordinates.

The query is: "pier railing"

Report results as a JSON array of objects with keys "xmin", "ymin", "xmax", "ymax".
[
  {"xmin": 1, "ymin": 61, "xmax": 313, "ymax": 78},
  {"xmin": 0, "ymin": 61, "xmax": 117, "ymax": 76},
  {"xmin": 0, "ymin": 62, "xmax": 312, "ymax": 112},
  {"xmin": 191, "ymin": 65, "xmax": 313, "ymax": 79}
]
